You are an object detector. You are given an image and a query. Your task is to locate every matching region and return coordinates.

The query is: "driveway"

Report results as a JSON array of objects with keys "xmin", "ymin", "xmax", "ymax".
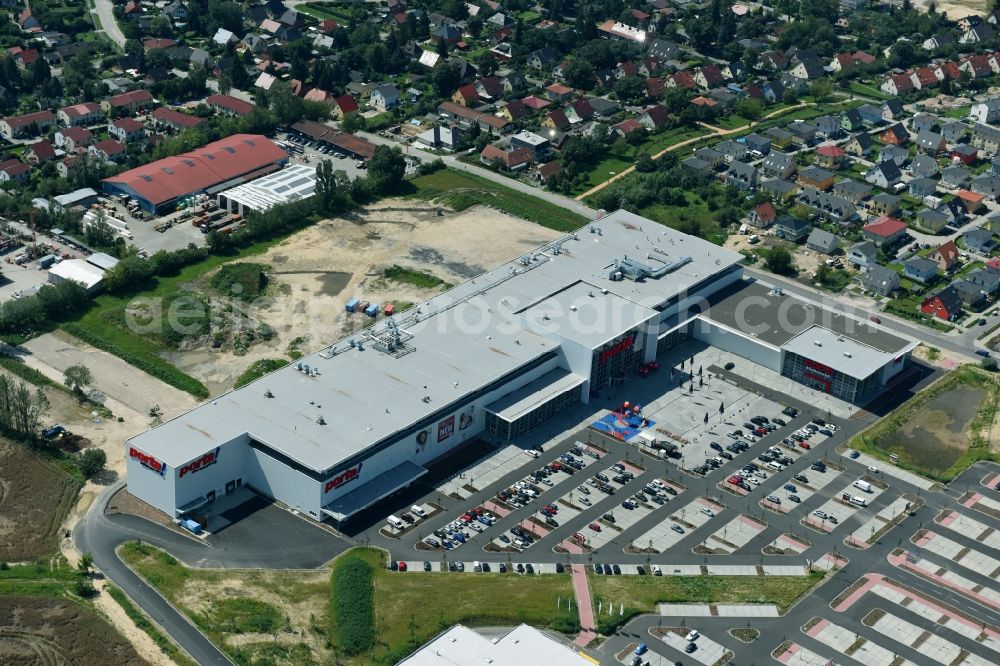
[{"xmin": 92, "ymin": 0, "xmax": 126, "ymax": 48}]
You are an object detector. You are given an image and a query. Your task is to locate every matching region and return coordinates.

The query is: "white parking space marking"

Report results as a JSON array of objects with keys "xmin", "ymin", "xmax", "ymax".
[
  {"xmin": 655, "ymin": 629, "xmax": 729, "ymax": 665},
  {"xmin": 802, "ymin": 479, "xmax": 876, "ymax": 532},
  {"xmin": 871, "ymin": 612, "xmax": 992, "ymax": 666},
  {"xmin": 586, "ymin": 497, "xmax": 661, "ymax": 549},
  {"xmin": 806, "ymin": 618, "xmax": 917, "ymax": 666},
  {"xmin": 937, "ymin": 510, "xmax": 1000, "ymax": 551},
  {"xmin": 701, "ymin": 514, "xmax": 767, "ymax": 554},
  {"xmin": 631, "ymin": 497, "xmax": 715, "ymax": 553},
  {"xmin": 761, "ymin": 467, "xmax": 842, "ymax": 515},
  {"xmin": 845, "ymin": 496, "xmax": 911, "ymax": 548},
  {"xmin": 852, "ymin": 451, "xmax": 935, "ymax": 490},
  {"xmin": 436, "ymin": 444, "xmax": 528, "ymax": 499},
  {"xmin": 776, "ymin": 643, "xmax": 843, "ymax": 666},
  {"xmin": 916, "ymin": 530, "xmax": 1000, "ymax": 581}
]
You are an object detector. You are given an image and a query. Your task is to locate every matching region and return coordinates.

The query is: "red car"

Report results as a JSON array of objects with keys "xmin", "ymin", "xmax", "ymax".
[
  {"xmin": 472, "ymin": 507, "xmax": 484, "ymax": 515},
  {"xmin": 799, "ymin": 442, "xmax": 811, "ymax": 450},
  {"xmin": 544, "ymin": 504, "xmax": 558, "ymax": 512},
  {"xmin": 727, "ymin": 475, "xmax": 742, "ymax": 485},
  {"xmin": 398, "ymin": 561, "xmax": 408, "ymax": 572},
  {"xmin": 573, "ymin": 532, "xmax": 585, "ymax": 541},
  {"xmin": 589, "ymin": 522, "xmax": 602, "ymax": 532},
  {"xmin": 755, "ymin": 427, "xmax": 767, "ymax": 437}
]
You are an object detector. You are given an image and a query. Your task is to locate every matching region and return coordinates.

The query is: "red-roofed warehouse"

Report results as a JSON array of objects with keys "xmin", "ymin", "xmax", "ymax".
[{"xmin": 101, "ymin": 134, "xmax": 288, "ymax": 212}]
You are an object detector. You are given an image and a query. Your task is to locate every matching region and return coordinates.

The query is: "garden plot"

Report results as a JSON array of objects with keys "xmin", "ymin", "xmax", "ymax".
[
  {"xmin": 629, "ymin": 496, "xmax": 716, "ymax": 553},
  {"xmin": 698, "ymin": 514, "xmax": 768, "ymax": 554},
  {"xmin": 868, "ymin": 611, "xmax": 992, "ymax": 666},
  {"xmin": 844, "ymin": 495, "xmax": 914, "ymax": 548},
  {"xmin": 936, "ymin": 509, "xmax": 1000, "ymax": 550},
  {"xmin": 803, "ymin": 618, "xmax": 917, "ymax": 666}
]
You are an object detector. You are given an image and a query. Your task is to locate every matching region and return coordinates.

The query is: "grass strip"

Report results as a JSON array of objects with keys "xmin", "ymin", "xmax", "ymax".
[{"xmin": 106, "ymin": 585, "xmax": 198, "ymax": 666}]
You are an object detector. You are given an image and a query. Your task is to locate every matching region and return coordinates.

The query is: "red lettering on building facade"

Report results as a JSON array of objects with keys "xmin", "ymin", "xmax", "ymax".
[
  {"xmin": 324, "ymin": 463, "xmax": 363, "ymax": 494},
  {"xmin": 129, "ymin": 447, "xmax": 166, "ymax": 476}
]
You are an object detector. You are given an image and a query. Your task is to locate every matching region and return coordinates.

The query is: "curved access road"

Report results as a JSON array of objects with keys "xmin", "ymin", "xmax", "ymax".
[
  {"xmin": 92, "ymin": 0, "xmax": 127, "ymax": 48},
  {"xmin": 74, "ymin": 482, "xmax": 233, "ymax": 666}
]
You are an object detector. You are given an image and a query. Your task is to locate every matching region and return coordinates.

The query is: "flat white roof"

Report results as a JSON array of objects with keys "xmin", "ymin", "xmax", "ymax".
[
  {"xmin": 128, "ymin": 209, "xmax": 744, "ymax": 471},
  {"xmin": 399, "ymin": 624, "xmax": 593, "ymax": 666},
  {"xmin": 218, "ymin": 164, "xmax": 316, "ymax": 212},
  {"xmin": 48, "ymin": 259, "xmax": 104, "ymax": 289},
  {"xmin": 783, "ymin": 325, "xmax": 916, "ymax": 379},
  {"xmin": 486, "ymin": 369, "xmax": 585, "ymax": 422}
]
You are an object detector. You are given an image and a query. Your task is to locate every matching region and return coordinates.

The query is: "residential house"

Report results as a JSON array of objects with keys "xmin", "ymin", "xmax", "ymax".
[
  {"xmin": 921, "ymin": 286, "xmax": 963, "ymax": 320},
  {"xmin": 941, "ymin": 121, "xmax": 967, "ymax": 143},
  {"xmin": 879, "ymin": 144, "xmax": 909, "ymax": 167},
  {"xmin": 911, "ymin": 113, "xmax": 940, "ymax": 134},
  {"xmin": 806, "ymin": 228, "xmax": 840, "ymax": 254},
  {"xmin": 510, "ymin": 131, "xmax": 550, "ymax": 160},
  {"xmin": 796, "ymin": 188, "xmax": 856, "ymax": 223},
  {"xmin": 498, "ymin": 99, "xmax": 529, "ymax": 122},
  {"xmin": 416, "ymin": 125, "xmax": 461, "ymax": 150},
  {"xmin": 57, "ymin": 102, "xmax": 102, "ymax": 127},
  {"xmin": 566, "ymin": 99, "xmax": 594, "ymax": 123},
  {"xmin": 638, "ymin": 105, "xmax": 668, "ymax": 130},
  {"xmin": 969, "ymin": 268, "xmax": 1000, "ymax": 297},
  {"xmin": 744, "ymin": 133, "xmax": 771, "ymax": 156},
  {"xmin": 0, "ymin": 110, "xmax": 55, "ymax": 138},
  {"xmin": 480, "ymin": 144, "xmax": 533, "ymax": 171},
  {"xmin": 108, "ymin": 117, "xmax": 144, "ymax": 143},
  {"xmin": 971, "ymin": 174, "xmax": 1000, "ymax": 200},
  {"xmin": 881, "ymin": 72, "xmax": 915, "ymax": 96},
  {"xmin": 798, "ymin": 166, "xmax": 835, "ymax": 191},
  {"xmin": 972, "ymin": 98, "xmax": 1000, "ymax": 125},
  {"xmin": 813, "ymin": 115, "xmax": 842, "ymax": 139},
  {"xmin": 909, "ymin": 177, "xmax": 938, "ymax": 198},
  {"xmin": 861, "ymin": 265, "xmax": 901, "ymax": 296},
  {"xmin": 23, "ymin": 140, "xmax": 54, "ymax": 164},
  {"xmin": 761, "ymin": 151, "xmax": 796, "ymax": 179},
  {"xmin": 760, "ymin": 178, "xmax": 798, "ymax": 202},
  {"xmin": 964, "ymin": 227, "xmax": 998, "ymax": 254},
  {"xmin": 371, "ymin": 84, "xmax": 400, "ymax": 111},
  {"xmin": 748, "ymin": 202, "xmax": 777, "ymax": 229},
  {"xmin": 528, "ymin": 47, "xmax": 558, "ymax": 71},
  {"xmin": 867, "ymin": 193, "xmax": 901, "ymax": 216},
  {"xmin": 54, "ymin": 126, "xmax": 92, "ymax": 152},
  {"xmin": 915, "ymin": 209, "xmax": 949, "ymax": 234},
  {"xmin": 765, "ymin": 127, "xmax": 794, "ymax": 149},
  {"xmin": 814, "ymin": 144, "xmax": 846, "ymax": 169},
  {"xmin": 647, "ymin": 39, "xmax": 678, "ymax": 62},
  {"xmin": 960, "ymin": 24, "xmax": 996, "ymax": 44},
  {"xmin": 545, "ymin": 83, "xmax": 574, "ymax": 102},
  {"xmin": 588, "ymin": 97, "xmax": 619, "ymax": 117},
  {"xmin": 957, "ymin": 189, "xmax": 986, "ymax": 214},
  {"xmin": 786, "ymin": 121, "xmax": 816, "ymax": 145},
  {"xmin": 929, "ymin": 240, "xmax": 961, "ymax": 271},
  {"xmin": 790, "ymin": 57, "xmax": 825, "ymax": 80},
  {"xmin": 150, "ymin": 107, "xmax": 203, "ymax": 133},
  {"xmin": 844, "ymin": 132, "xmax": 874, "ymax": 157},
  {"xmin": 101, "ymin": 89, "xmax": 155, "ymax": 116},
  {"xmin": 725, "ymin": 162, "xmax": 758, "ymax": 191},
  {"xmin": 904, "ymin": 257, "xmax": 939, "ymax": 283},
  {"xmin": 951, "ymin": 144, "xmax": 979, "ymax": 165},
  {"xmin": 880, "ymin": 123, "xmax": 910, "ymax": 145},
  {"xmin": 942, "ymin": 164, "xmax": 972, "ymax": 188},
  {"xmin": 866, "ymin": 161, "xmax": 903, "ymax": 189},
  {"xmin": 862, "ymin": 215, "xmax": 908, "ymax": 248},
  {"xmin": 88, "ymin": 139, "xmax": 126, "ymax": 162},
  {"xmin": 915, "ymin": 130, "xmax": 946, "ymax": 155},
  {"xmin": 910, "ymin": 154, "xmax": 939, "ymax": 179},
  {"xmin": 952, "ymin": 280, "xmax": 987, "ymax": 308},
  {"xmin": 542, "ymin": 109, "xmax": 570, "ymax": 131},
  {"xmin": 502, "ymin": 72, "xmax": 528, "ymax": 94},
  {"xmin": 848, "ymin": 241, "xmax": 878, "ymax": 269},
  {"xmin": 682, "ymin": 156, "xmax": 713, "ymax": 177},
  {"xmin": 922, "ymin": 33, "xmax": 953, "ymax": 50},
  {"xmin": 694, "ymin": 65, "xmax": 724, "ymax": 89},
  {"xmin": 972, "ymin": 123, "xmax": 1000, "ymax": 156},
  {"xmin": 773, "ymin": 215, "xmax": 811, "ymax": 242},
  {"xmin": 841, "ymin": 108, "xmax": 864, "ymax": 132},
  {"xmin": 716, "ymin": 139, "xmax": 748, "ymax": 164},
  {"xmin": 0, "ymin": 158, "xmax": 29, "ymax": 184},
  {"xmin": 475, "ymin": 76, "xmax": 503, "ymax": 101},
  {"xmin": 857, "ymin": 104, "xmax": 884, "ymax": 126},
  {"xmin": 451, "ymin": 84, "xmax": 479, "ymax": 107},
  {"xmin": 882, "ymin": 99, "xmax": 905, "ymax": 121},
  {"xmin": 832, "ymin": 180, "xmax": 872, "ymax": 204}
]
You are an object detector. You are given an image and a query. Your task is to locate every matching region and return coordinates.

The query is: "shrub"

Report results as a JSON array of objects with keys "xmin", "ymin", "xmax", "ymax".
[
  {"xmin": 210, "ymin": 263, "xmax": 269, "ymax": 301},
  {"xmin": 209, "ymin": 598, "xmax": 282, "ymax": 634},
  {"xmin": 234, "ymin": 358, "xmax": 287, "ymax": 388},
  {"xmin": 331, "ymin": 556, "xmax": 376, "ymax": 654}
]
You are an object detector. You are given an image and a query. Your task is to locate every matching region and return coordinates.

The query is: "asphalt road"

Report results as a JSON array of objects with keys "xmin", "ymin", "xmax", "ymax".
[
  {"xmin": 75, "ymin": 483, "xmax": 233, "ymax": 666},
  {"xmin": 91, "ymin": 0, "xmax": 126, "ymax": 48}
]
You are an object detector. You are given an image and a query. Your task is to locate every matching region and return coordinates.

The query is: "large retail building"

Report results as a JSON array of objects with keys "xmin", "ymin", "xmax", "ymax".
[{"xmin": 126, "ymin": 210, "xmax": 916, "ymax": 524}]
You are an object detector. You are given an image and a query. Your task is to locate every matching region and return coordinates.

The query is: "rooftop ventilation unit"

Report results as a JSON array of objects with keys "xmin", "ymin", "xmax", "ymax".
[
  {"xmin": 813, "ymin": 341, "xmax": 823, "ymax": 347},
  {"xmin": 316, "ymin": 415, "xmax": 326, "ymax": 425}
]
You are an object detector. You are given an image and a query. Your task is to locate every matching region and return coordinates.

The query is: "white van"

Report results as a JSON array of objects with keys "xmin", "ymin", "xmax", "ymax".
[
  {"xmin": 766, "ymin": 461, "xmax": 785, "ymax": 472},
  {"xmin": 411, "ymin": 505, "xmax": 426, "ymax": 518},
  {"xmin": 387, "ymin": 515, "xmax": 405, "ymax": 529},
  {"xmin": 849, "ymin": 496, "xmax": 867, "ymax": 507},
  {"xmin": 853, "ymin": 480, "xmax": 872, "ymax": 493},
  {"xmin": 739, "ymin": 223, "xmax": 749, "ymax": 235}
]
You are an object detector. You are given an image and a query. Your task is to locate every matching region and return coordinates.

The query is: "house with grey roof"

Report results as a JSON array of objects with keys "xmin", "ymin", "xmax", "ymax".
[
  {"xmin": 964, "ymin": 227, "xmax": 998, "ymax": 254},
  {"xmin": 941, "ymin": 164, "xmax": 972, "ymax": 188},
  {"xmin": 717, "ymin": 139, "xmax": 748, "ymax": 163},
  {"xmin": 868, "ymin": 192, "xmax": 901, "ymax": 216},
  {"xmin": 832, "ymin": 180, "xmax": 872, "ymax": 204},
  {"xmin": 969, "ymin": 268, "xmax": 1000, "ymax": 296},
  {"xmin": 844, "ymin": 132, "xmax": 874, "ymax": 156},
  {"xmin": 910, "ymin": 154, "xmax": 939, "ymax": 179},
  {"xmin": 760, "ymin": 178, "xmax": 798, "ymax": 201},
  {"xmin": 860, "ymin": 265, "xmax": 901, "ymax": 296},
  {"xmin": 952, "ymin": 279, "xmax": 987, "ymax": 308},
  {"xmin": 694, "ymin": 147, "xmax": 726, "ymax": 169},
  {"xmin": 911, "ymin": 113, "xmax": 940, "ymax": 134},
  {"xmin": 797, "ymin": 188, "xmax": 857, "ymax": 223},
  {"xmin": 940, "ymin": 122, "xmax": 966, "ymax": 143},
  {"xmin": 915, "ymin": 209, "xmax": 949, "ymax": 234},
  {"xmin": 866, "ymin": 161, "xmax": 902, "ymax": 188},
  {"xmin": 774, "ymin": 215, "xmax": 811, "ymax": 241},
  {"xmin": 682, "ymin": 156, "xmax": 713, "ymax": 176},
  {"xmin": 848, "ymin": 241, "xmax": 877, "ymax": 269},
  {"xmin": 744, "ymin": 133, "xmax": 771, "ymax": 156},
  {"xmin": 972, "ymin": 174, "xmax": 1000, "ymax": 200},
  {"xmin": 725, "ymin": 162, "xmax": 758, "ymax": 191},
  {"xmin": 761, "ymin": 151, "xmax": 796, "ymax": 179},
  {"xmin": 972, "ymin": 123, "xmax": 1000, "ymax": 156},
  {"xmin": 786, "ymin": 121, "xmax": 816, "ymax": 144},
  {"xmin": 909, "ymin": 177, "xmax": 938, "ymax": 198},
  {"xmin": 915, "ymin": 130, "xmax": 946, "ymax": 155},
  {"xmin": 806, "ymin": 228, "xmax": 840, "ymax": 254},
  {"xmin": 904, "ymin": 257, "xmax": 938, "ymax": 283},
  {"xmin": 879, "ymin": 144, "xmax": 909, "ymax": 167}
]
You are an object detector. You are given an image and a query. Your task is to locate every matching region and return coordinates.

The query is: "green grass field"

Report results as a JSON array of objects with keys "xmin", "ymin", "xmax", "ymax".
[
  {"xmin": 848, "ymin": 82, "xmax": 890, "ymax": 100},
  {"xmin": 410, "ymin": 168, "xmax": 588, "ymax": 232}
]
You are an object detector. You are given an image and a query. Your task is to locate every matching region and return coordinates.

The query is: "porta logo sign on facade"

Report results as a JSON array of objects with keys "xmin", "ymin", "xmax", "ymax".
[
  {"xmin": 179, "ymin": 448, "xmax": 220, "ymax": 477},
  {"xmin": 129, "ymin": 447, "xmax": 166, "ymax": 476},
  {"xmin": 325, "ymin": 462, "xmax": 363, "ymax": 493}
]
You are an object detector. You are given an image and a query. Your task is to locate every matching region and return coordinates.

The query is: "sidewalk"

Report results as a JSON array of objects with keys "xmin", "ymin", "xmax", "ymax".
[{"xmin": 570, "ymin": 563, "xmax": 596, "ymax": 647}]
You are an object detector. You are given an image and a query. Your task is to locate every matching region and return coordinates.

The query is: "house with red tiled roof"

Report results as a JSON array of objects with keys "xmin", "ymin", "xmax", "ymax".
[
  {"xmin": 638, "ymin": 105, "xmax": 668, "ymax": 130},
  {"xmin": 911, "ymin": 67, "xmax": 939, "ymax": 89},
  {"xmin": 956, "ymin": 189, "xmax": 986, "ymax": 214},
  {"xmin": 319, "ymin": 19, "xmax": 338, "ymax": 33},
  {"xmin": 143, "ymin": 38, "xmax": 177, "ymax": 51},
  {"xmin": 18, "ymin": 10, "xmax": 40, "ymax": 31},
  {"xmin": 451, "ymin": 84, "xmax": 480, "ymax": 107},
  {"xmin": 566, "ymin": 99, "xmax": 594, "ymax": 123},
  {"xmin": 613, "ymin": 118, "xmax": 644, "ymax": 137},
  {"xmin": 101, "ymin": 89, "xmax": 156, "ymax": 116},
  {"xmin": 748, "ymin": 201, "xmax": 777, "ymax": 229},
  {"xmin": 0, "ymin": 110, "xmax": 55, "ymax": 138},
  {"xmin": 880, "ymin": 123, "xmax": 910, "ymax": 145},
  {"xmin": 669, "ymin": 71, "xmax": 696, "ymax": 90},
  {"xmin": 881, "ymin": 73, "xmax": 914, "ymax": 96},
  {"xmin": 14, "ymin": 49, "xmax": 39, "ymax": 70},
  {"xmin": 480, "ymin": 144, "xmax": 533, "ymax": 170},
  {"xmin": 616, "ymin": 61, "xmax": 639, "ymax": 79},
  {"xmin": 24, "ymin": 140, "xmax": 55, "ymax": 164},
  {"xmin": 109, "ymin": 117, "xmax": 145, "ymax": 143},
  {"xmin": 151, "ymin": 107, "xmax": 205, "ymax": 132},
  {"xmin": 929, "ymin": 239, "xmax": 961, "ymax": 272},
  {"xmin": 55, "ymin": 126, "xmax": 93, "ymax": 152},
  {"xmin": 90, "ymin": 139, "xmax": 127, "ymax": 162},
  {"xmin": 862, "ymin": 215, "xmax": 908, "ymax": 247},
  {"xmin": 522, "ymin": 96, "xmax": 551, "ymax": 110},
  {"xmin": 330, "ymin": 95, "xmax": 359, "ymax": 120},
  {"xmin": 498, "ymin": 99, "xmax": 530, "ymax": 122},
  {"xmin": 694, "ymin": 65, "xmax": 724, "ymax": 89},
  {"xmin": 58, "ymin": 102, "xmax": 102, "ymax": 127},
  {"xmin": 962, "ymin": 54, "xmax": 993, "ymax": 79},
  {"xmin": 0, "ymin": 158, "xmax": 29, "ymax": 183},
  {"xmin": 545, "ymin": 83, "xmax": 574, "ymax": 102},
  {"xmin": 814, "ymin": 143, "xmax": 846, "ymax": 169},
  {"xmin": 206, "ymin": 94, "xmax": 254, "ymax": 117},
  {"xmin": 646, "ymin": 77, "xmax": 666, "ymax": 98},
  {"xmin": 541, "ymin": 109, "xmax": 570, "ymax": 131}
]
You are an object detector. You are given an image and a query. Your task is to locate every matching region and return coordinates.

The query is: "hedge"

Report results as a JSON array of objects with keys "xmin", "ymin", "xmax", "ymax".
[
  {"xmin": 61, "ymin": 323, "xmax": 209, "ymax": 399},
  {"xmin": 331, "ymin": 556, "xmax": 376, "ymax": 654}
]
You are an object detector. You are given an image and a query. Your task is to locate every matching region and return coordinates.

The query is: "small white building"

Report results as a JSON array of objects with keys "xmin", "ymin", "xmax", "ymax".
[
  {"xmin": 398, "ymin": 624, "xmax": 593, "ymax": 666},
  {"xmin": 48, "ymin": 259, "xmax": 106, "ymax": 292}
]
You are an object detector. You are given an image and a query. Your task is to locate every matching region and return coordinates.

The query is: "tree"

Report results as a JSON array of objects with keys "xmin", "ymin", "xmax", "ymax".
[
  {"xmin": 267, "ymin": 81, "xmax": 305, "ymax": 125},
  {"xmin": 341, "ymin": 111, "xmax": 365, "ymax": 133},
  {"xmin": 563, "ymin": 60, "xmax": 596, "ymax": 91},
  {"xmin": 763, "ymin": 246, "xmax": 796, "ymax": 276},
  {"xmin": 315, "ymin": 159, "xmax": 350, "ymax": 215},
  {"xmin": 808, "ymin": 78, "xmax": 834, "ymax": 103},
  {"xmin": 614, "ymin": 76, "xmax": 647, "ymax": 104},
  {"xmin": 78, "ymin": 448, "xmax": 107, "ymax": 478},
  {"xmin": 367, "ymin": 145, "xmax": 406, "ymax": 194},
  {"xmin": 63, "ymin": 364, "xmax": 92, "ymax": 395}
]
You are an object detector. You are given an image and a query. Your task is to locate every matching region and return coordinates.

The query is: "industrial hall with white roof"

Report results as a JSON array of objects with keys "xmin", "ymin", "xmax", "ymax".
[{"xmin": 125, "ymin": 209, "xmax": 916, "ymax": 525}]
